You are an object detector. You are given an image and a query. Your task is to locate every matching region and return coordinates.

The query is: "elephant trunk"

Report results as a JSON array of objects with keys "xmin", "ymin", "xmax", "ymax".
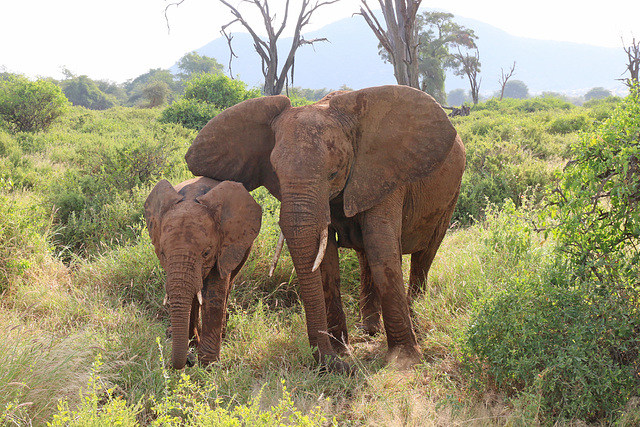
[
  {"xmin": 278, "ymin": 191, "xmax": 334, "ymax": 360},
  {"xmin": 165, "ymin": 253, "xmax": 201, "ymax": 369}
]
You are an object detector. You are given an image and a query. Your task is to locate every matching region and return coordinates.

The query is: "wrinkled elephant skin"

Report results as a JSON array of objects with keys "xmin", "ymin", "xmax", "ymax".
[
  {"xmin": 185, "ymin": 85, "xmax": 465, "ymax": 372},
  {"xmin": 144, "ymin": 177, "xmax": 261, "ymax": 369}
]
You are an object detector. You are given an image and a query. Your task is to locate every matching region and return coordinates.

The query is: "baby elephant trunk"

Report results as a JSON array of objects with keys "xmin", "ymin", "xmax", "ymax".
[{"xmin": 166, "ymin": 255, "xmax": 202, "ymax": 370}]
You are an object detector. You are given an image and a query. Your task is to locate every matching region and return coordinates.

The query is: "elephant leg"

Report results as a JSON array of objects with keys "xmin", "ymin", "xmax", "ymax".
[
  {"xmin": 357, "ymin": 250, "xmax": 382, "ymax": 336},
  {"xmin": 321, "ymin": 229, "xmax": 349, "ymax": 354},
  {"xmin": 408, "ymin": 249, "xmax": 434, "ymax": 302},
  {"xmin": 408, "ymin": 197, "xmax": 457, "ymax": 301},
  {"xmin": 198, "ymin": 272, "xmax": 232, "ymax": 366},
  {"xmin": 361, "ymin": 192, "xmax": 421, "ymax": 369}
]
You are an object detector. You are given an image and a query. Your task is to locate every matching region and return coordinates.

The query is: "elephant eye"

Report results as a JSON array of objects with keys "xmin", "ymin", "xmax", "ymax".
[
  {"xmin": 202, "ymin": 247, "xmax": 212, "ymax": 259},
  {"xmin": 328, "ymin": 171, "xmax": 339, "ymax": 180}
]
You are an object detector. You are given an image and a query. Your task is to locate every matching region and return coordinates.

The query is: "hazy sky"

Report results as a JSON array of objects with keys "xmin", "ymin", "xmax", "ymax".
[{"xmin": 2, "ymin": 0, "xmax": 637, "ymax": 83}]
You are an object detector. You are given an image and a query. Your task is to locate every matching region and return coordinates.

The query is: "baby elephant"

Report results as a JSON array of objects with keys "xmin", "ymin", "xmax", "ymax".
[{"xmin": 144, "ymin": 177, "xmax": 261, "ymax": 369}]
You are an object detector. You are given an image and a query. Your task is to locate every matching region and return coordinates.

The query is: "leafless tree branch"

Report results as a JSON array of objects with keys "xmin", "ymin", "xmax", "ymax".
[
  {"xmin": 218, "ymin": 0, "xmax": 339, "ymax": 95},
  {"xmin": 164, "ymin": 0, "xmax": 187, "ymax": 34},
  {"xmin": 619, "ymin": 36, "xmax": 640, "ymax": 87},
  {"xmin": 221, "ymin": 20, "xmax": 239, "ymax": 79},
  {"xmin": 498, "ymin": 61, "xmax": 516, "ymax": 101}
]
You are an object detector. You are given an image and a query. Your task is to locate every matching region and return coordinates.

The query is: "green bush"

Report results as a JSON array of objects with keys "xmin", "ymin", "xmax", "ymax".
[
  {"xmin": 159, "ymin": 98, "xmax": 220, "ymax": 130},
  {"xmin": 183, "ymin": 73, "xmax": 260, "ymax": 109},
  {"xmin": 548, "ymin": 87, "xmax": 640, "ymax": 284},
  {"xmin": 451, "ymin": 96, "xmax": 590, "ymax": 224},
  {"xmin": 61, "ymin": 75, "xmax": 118, "ymax": 110},
  {"xmin": 41, "ymin": 108, "xmax": 192, "ymax": 257},
  {"xmin": 453, "ymin": 119, "xmax": 560, "ymax": 223},
  {"xmin": 49, "ymin": 352, "xmax": 333, "ymax": 426},
  {"xmin": 465, "ymin": 278, "xmax": 638, "ymax": 424},
  {"xmin": 464, "ymin": 87, "xmax": 640, "ymax": 425},
  {"xmin": 582, "ymin": 96, "xmax": 623, "ymax": 122},
  {"xmin": 160, "ymin": 74, "xmax": 260, "ymax": 130},
  {"xmin": 0, "ymin": 190, "xmax": 50, "ymax": 293},
  {"xmin": 473, "ymin": 96, "xmax": 574, "ymax": 114},
  {"xmin": 547, "ymin": 113, "xmax": 590, "ymax": 134},
  {"xmin": 0, "ymin": 76, "xmax": 69, "ymax": 132},
  {"xmin": 0, "ymin": 132, "xmax": 45, "ymax": 189}
]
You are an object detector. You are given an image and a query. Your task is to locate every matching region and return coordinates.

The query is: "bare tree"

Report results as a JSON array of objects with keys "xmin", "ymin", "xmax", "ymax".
[
  {"xmin": 454, "ymin": 46, "xmax": 481, "ymax": 105},
  {"xmin": 166, "ymin": 0, "xmax": 338, "ymax": 96},
  {"xmin": 621, "ymin": 37, "xmax": 639, "ymax": 88},
  {"xmin": 358, "ymin": 0, "xmax": 423, "ymax": 88},
  {"xmin": 498, "ymin": 61, "xmax": 516, "ymax": 101}
]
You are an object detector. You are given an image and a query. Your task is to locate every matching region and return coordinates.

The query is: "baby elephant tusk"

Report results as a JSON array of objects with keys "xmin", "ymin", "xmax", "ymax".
[
  {"xmin": 268, "ymin": 232, "xmax": 286, "ymax": 277},
  {"xmin": 163, "ymin": 294, "xmax": 169, "ymax": 306},
  {"xmin": 197, "ymin": 290, "xmax": 203, "ymax": 306},
  {"xmin": 312, "ymin": 228, "xmax": 329, "ymax": 273}
]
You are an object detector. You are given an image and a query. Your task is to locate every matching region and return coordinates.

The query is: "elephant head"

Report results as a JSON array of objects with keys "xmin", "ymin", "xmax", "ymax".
[
  {"xmin": 144, "ymin": 177, "xmax": 262, "ymax": 369},
  {"xmin": 185, "ymin": 85, "xmax": 457, "ymax": 368}
]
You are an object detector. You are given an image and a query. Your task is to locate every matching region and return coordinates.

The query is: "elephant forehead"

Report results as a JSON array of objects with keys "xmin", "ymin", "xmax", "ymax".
[
  {"xmin": 161, "ymin": 205, "xmax": 216, "ymax": 245},
  {"xmin": 275, "ymin": 111, "xmax": 348, "ymax": 150}
]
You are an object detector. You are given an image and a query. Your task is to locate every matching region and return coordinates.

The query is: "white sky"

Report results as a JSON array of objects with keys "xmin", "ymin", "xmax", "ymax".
[{"xmin": 1, "ymin": 0, "xmax": 638, "ymax": 83}]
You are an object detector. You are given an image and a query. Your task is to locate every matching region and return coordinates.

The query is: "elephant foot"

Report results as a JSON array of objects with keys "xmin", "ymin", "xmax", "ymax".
[
  {"xmin": 357, "ymin": 316, "xmax": 383, "ymax": 336},
  {"xmin": 385, "ymin": 344, "xmax": 422, "ymax": 370},
  {"xmin": 186, "ymin": 351, "xmax": 197, "ymax": 368},
  {"xmin": 328, "ymin": 330, "xmax": 350, "ymax": 355},
  {"xmin": 315, "ymin": 352, "xmax": 356, "ymax": 375}
]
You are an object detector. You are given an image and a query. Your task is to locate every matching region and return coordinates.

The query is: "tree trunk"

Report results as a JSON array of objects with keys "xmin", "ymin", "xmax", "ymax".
[{"xmin": 359, "ymin": 0, "xmax": 422, "ymax": 88}]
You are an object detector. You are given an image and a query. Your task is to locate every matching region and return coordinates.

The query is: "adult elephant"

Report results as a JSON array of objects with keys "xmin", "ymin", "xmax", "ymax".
[
  {"xmin": 144, "ymin": 177, "xmax": 262, "ymax": 369},
  {"xmin": 186, "ymin": 85, "xmax": 465, "ymax": 371}
]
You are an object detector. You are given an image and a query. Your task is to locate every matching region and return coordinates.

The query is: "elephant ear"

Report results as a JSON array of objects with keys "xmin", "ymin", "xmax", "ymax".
[
  {"xmin": 329, "ymin": 85, "xmax": 458, "ymax": 217},
  {"xmin": 185, "ymin": 96, "xmax": 292, "ymax": 198},
  {"xmin": 197, "ymin": 181, "xmax": 262, "ymax": 278},
  {"xmin": 144, "ymin": 180, "xmax": 183, "ymax": 249}
]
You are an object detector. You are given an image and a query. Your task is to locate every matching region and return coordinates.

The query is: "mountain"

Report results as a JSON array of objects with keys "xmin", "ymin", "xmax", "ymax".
[{"xmin": 179, "ymin": 11, "xmax": 627, "ymax": 96}]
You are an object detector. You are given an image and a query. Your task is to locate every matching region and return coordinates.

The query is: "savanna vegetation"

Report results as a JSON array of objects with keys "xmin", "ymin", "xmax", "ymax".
[{"xmin": 0, "ymin": 67, "xmax": 639, "ymax": 426}]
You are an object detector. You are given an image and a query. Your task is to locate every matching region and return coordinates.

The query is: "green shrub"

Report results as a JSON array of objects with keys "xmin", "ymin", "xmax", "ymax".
[
  {"xmin": 43, "ymin": 108, "xmax": 192, "ymax": 257},
  {"xmin": 582, "ymin": 96, "xmax": 623, "ymax": 122},
  {"xmin": 183, "ymin": 73, "xmax": 260, "ymax": 109},
  {"xmin": 48, "ymin": 354, "xmax": 140, "ymax": 426},
  {"xmin": 0, "ymin": 190, "xmax": 50, "ymax": 293},
  {"xmin": 289, "ymin": 96, "xmax": 314, "ymax": 107},
  {"xmin": 61, "ymin": 75, "xmax": 118, "ymax": 110},
  {"xmin": 159, "ymin": 98, "xmax": 220, "ymax": 130},
  {"xmin": 548, "ymin": 87, "xmax": 640, "ymax": 284},
  {"xmin": 49, "ymin": 176, "xmax": 151, "ymax": 257},
  {"xmin": 452, "ymin": 131, "xmax": 556, "ymax": 223},
  {"xmin": 452, "ymin": 97, "xmax": 583, "ymax": 224},
  {"xmin": 0, "ymin": 76, "xmax": 69, "ymax": 132},
  {"xmin": 547, "ymin": 113, "xmax": 590, "ymax": 134},
  {"xmin": 160, "ymin": 74, "xmax": 260, "ymax": 130},
  {"xmin": 465, "ymin": 278, "xmax": 638, "ymax": 424},
  {"xmin": 49, "ymin": 352, "xmax": 333, "ymax": 426},
  {"xmin": 473, "ymin": 96, "xmax": 574, "ymax": 114},
  {"xmin": 0, "ymin": 132, "xmax": 45, "ymax": 189},
  {"xmin": 464, "ymin": 87, "xmax": 640, "ymax": 425}
]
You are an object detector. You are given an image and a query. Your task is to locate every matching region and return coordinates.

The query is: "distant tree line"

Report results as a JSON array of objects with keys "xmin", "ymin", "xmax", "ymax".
[{"xmin": 52, "ymin": 52, "xmax": 225, "ymax": 110}]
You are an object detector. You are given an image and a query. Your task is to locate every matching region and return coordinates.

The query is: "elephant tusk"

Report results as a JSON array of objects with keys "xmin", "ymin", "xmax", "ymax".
[
  {"xmin": 163, "ymin": 294, "xmax": 169, "ymax": 306},
  {"xmin": 197, "ymin": 290, "xmax": 203, "ymax": 306},
  {"xmin": 312, "ymin": 227, "xmax": 329, "ymax": 273},
  {"xmin": 268, "ymin": 232, "xmax": 286, "ymax": 277}
]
